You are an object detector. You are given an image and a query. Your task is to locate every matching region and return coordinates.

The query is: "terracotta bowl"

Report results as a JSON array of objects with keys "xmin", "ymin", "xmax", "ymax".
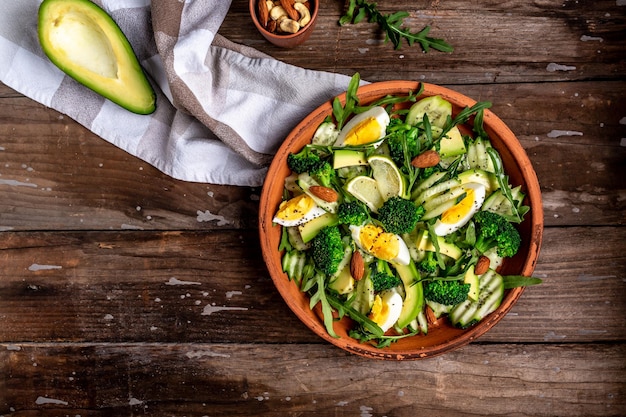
[
  {"xmin": 259, "ymin": 81, "xmax": 544, "ymax": 360},
  {"xmin": 249, "ymin": 0, "xmax": 318, "ymax": 48}
]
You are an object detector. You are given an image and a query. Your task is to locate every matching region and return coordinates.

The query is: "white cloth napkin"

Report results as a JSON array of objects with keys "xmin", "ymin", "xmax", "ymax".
[{"xmin": 0, "ymin": 0, "xmax": 353, "ymax": 186}]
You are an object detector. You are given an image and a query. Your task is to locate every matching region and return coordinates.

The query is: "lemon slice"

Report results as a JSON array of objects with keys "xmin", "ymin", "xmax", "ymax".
[
  {"xmin": 345, "ymin": 175, "xmax": 384, "ymax": 213},
  {"xmin": 367, "ymin": 155, "xmax": 405, "ymax": 200}
]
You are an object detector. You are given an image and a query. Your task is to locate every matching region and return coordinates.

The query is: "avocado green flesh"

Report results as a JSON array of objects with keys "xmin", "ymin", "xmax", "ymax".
[
  {"xmin": 38, "ymin": 0, "xmax": 155, "ymax": 115},
  {"xmin": 394, "ymin": 261, "xmax": 424, "ymax": 330}
]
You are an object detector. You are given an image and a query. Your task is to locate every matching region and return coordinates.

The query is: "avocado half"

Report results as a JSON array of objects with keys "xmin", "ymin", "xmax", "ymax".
[{"xmin": 38, "ymin": 0, "xmax": 156, "ymax": 115}]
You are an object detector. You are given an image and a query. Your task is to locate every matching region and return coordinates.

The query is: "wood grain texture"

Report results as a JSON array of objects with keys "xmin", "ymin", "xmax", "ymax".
[
  {"xmin": 1, "ymin": 343, "xmax": 624, "ymax": 416},
  {"xmin": 224, "ymin": 0, "xmax": 626, "ymax": 84},
  {"xmin": 0, "ymin": 228, "xmax": 624, "ymax": 344}
]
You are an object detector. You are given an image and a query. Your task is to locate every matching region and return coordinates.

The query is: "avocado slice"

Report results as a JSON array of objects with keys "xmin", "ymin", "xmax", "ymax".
[{"xmin": 38, "ymin": 0, "xmax": 156, "ymax": 114}]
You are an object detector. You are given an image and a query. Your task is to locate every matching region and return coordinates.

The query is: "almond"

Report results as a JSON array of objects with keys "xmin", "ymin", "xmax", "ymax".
[
  {"xmin": 475, "ymin": 255, "xmax": 491, "ymax": 275},
  {"xmin": 425, "ymin": 305, "xmax": 439, "ymax": 326},
  {"xmin": 267, "ymin": 19, "xmax": 277, "ymax": 33},
  {"xmin": 350, "ymin": 251, "xmax": 365, "ymax": 281},
  {"xmin": 411, "ymin": 150, "xmax": 441, "ymax": 168},
  {"xmin": 308, "ymin": 186, "xmax": 338, "ymax": 203},
  {"xmin": 279, "ymin": 0, "xmax": 300, "ymax": 21},
  {"xmin": 257, "ymin": 0, "xmax": 269, "ymax": 27}
]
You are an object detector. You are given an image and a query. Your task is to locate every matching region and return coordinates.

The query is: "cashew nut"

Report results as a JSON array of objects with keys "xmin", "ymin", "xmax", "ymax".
[
  {"xmin": 294, "ymin": 2, "xmax": 310, "ymax": 27},
  {"xmin": 270, "ymin": 5, "xmax": 288, "ymax": 21},
  {"xmin": 279, "ymin": 18, "xmax": 300, "ymax": 34}
]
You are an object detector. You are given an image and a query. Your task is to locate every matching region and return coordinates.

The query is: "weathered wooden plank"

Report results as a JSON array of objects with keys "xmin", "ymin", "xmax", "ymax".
[
  {"xmin": 1, "ymin": 343, "xmax": 624, "ymax": 416},
  {"xmin": 0, "ymin": 94, "xmax": 260, "ymax": 231},
  {"xmin": 1, "ymin": 227, "xmax": 624, "ymax": 344},
  {"xmin": 225, "ymin": 0, "xmax": 626, "ymax": 84},
  {"xmin": 1, "ymin": 81, "xmax": 624, "ymax": 230}
]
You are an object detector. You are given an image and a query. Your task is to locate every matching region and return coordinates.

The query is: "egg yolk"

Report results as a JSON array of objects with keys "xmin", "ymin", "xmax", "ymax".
[
  {"xmin": 344, "ymin": 118, "xmax": 381, "ymax": 146},
  {"xmin": 368, "ymin": 294, "xmax": 389, "ymax": 327},
  {"xmin": 440, "ymin": 188, "xmax": 476, "ymax": 224},
  {"xmin": 275, "ymin": 194, "xmax": 315, "ymax": 222},
  {"xmin": 359, "ymin": 224, "xmax": 399, "ymax": 261}
]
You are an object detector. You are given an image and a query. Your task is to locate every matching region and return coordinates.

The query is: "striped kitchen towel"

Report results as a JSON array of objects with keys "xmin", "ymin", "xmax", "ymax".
[{"xmin": 0, "ymin": 0, "xmax": 352, "ymax": 186}]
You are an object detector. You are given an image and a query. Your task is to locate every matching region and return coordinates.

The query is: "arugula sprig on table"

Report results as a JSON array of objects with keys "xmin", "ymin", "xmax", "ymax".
[{"xmin": 339, "ymin": 0, "xmax": 453, "ymax": 52}]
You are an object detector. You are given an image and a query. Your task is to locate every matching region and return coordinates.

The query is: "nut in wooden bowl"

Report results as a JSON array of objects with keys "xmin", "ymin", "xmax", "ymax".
[
  {"xmin": 259, "ymin": 81, "xmax": 544, "ymax": 360},
  {"xmin": 249, "ymin": 0, "xmax": 318, "ymax": 48}
]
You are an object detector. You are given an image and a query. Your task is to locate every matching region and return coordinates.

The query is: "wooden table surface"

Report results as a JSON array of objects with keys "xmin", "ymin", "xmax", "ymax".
[{"xmin": 1, "ymin": 0, "xmax": 625, "ymax": 415}]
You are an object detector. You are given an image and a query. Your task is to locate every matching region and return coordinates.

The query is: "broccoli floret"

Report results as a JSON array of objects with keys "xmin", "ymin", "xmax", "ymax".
[
  {"xmin": 310, "ymin": 160, "xmax": 335, "ymax": 188},
  {"xmin": 370, "ymin": 260, "xmax": 401, "ymax": 292},
  {"xmin": 337, "ymin": 200, "xmax": 369, "ymax": 226},
  {"xmin": 423, "ymin": 279, "xmax": 470, "ymax": 306},
  {"xmin": 417, "ymin": 251, "xmax": 439, "ymax": 275},
  {"xmin": 386, "ymin": 120, "xmax": 420, "ymax": 167},
  {"xmin": 287, "ymin": 146, "xmax": 321, "ymax": 174},
  {"xmin": 473, "ymin": 210, "xmax": 521, "ymax": 258},
  {"xmin": 377, "ymin": 196, "xmax": 425, "ymax": 234},
  {"xmin": 310, "ymin": 226, "xmax": 345, "ymax": 276}
]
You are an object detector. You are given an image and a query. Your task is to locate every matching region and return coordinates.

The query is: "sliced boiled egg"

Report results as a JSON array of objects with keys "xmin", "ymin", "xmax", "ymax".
[
  {"xmin": 432, "ymin": 182, "xmax": 487, "ymax": 236},
  {"xmin": 369, "ymin": 289, "xmax": 403, "ymax": 332},
  {"xmin": 349, "ymin": 223, "xmax": 411, "ymax": 266},
  {"xmin": 334, "ymin": 106, "xmax": 390, "ymax": 148},
  {"xmin": 273, "ymin": 194, "xmax": 327, "ymax": 227}
]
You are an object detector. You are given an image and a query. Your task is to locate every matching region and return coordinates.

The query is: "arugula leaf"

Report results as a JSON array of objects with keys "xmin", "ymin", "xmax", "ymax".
[
  {"xmin": 487, "ymin": 147, "xmax": 525, "ymax": 223},
  {"xmin": 340, "ymin": 0, "xmax": 453, "ymax": 52},
  {"xmin": 441, "ymin": 101, "xmax": 492, "ymax": 138},
  {"xmin": 502, "ymin": 275, "xmax": 543, "ymax": 289},
  {"xmin": 310, "ymin": 273, "xmax": 339, "ymax": 338}
]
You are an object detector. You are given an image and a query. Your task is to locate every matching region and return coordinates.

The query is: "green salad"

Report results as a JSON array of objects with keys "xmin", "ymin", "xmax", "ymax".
[{"xmin": 272, "ymin": 74, "xmax": 540, "ymax": 348}]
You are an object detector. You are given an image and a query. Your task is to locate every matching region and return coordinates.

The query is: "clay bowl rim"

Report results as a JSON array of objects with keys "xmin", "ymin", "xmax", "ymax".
[
  {"xmin": 248, "ymin": 0, "xmax": 319, "ymax": 46},
  {"xmin": 259, "ymin": 80, "xmax": 544, "ymax": 360}
]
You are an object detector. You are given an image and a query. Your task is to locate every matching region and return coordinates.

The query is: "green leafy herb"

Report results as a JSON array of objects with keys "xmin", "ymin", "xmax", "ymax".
[
  {"xmin": 502, "ymin": 275, "xmax": 543, "ymax": 289},
  {"xmin": 487, "ymin": 147, "xmax": 528, "ymax": 223},
  {"xmin": 333, "ymin": 72, "xmax": 362, "ymax": 130},
  {"xmin": 310, "ymin": 273, "xmax": 339, "ymax": 338},
  {"xmin": 339, "ymin": 0, "xmax": 453, "ymax": 52}
]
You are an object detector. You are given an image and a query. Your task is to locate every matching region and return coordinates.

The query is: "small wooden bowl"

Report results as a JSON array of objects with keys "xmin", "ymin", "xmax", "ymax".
[
  {"xmin": 249, "ymin": 0, "xmax": 318, "ymax": 48},
  {"xmin": 259, "ymin": 81, "xmax": 544, "ymax": 360}
]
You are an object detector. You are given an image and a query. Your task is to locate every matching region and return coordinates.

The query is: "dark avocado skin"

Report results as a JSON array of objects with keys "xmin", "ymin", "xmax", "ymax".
[{"xmin": 38, "ymin": 0, "xmax": 156, "ymax": 115}]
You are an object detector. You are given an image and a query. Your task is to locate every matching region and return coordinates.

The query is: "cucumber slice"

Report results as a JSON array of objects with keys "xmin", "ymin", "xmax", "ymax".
[
  {"xmin": 312, "ymin": 121, "xmax": 339, "ymax": 146},
  {"xmin": 422, "ymin": 185, "xmax": 466, "ymax": 212},
  {"xmin": 482, "ymin": 185, "xmax": 526, "ymax": 219},
  {"xmin": 412, "ymin": 171, "xmax": 447, "ymax": 199},
  {"xmin": 406, "ymin": 95, "xmax": 452, "ymax": 129},
  {"xmin": 421, "ymin": 199, "xmax": 456, "ymax": 221},
  {"xmin": 467, "ymin": 137, "xmax": 495, "ymax": 172},
  {"xmin": 281, "ymin": 250, "xmax": 308, "ymax": 281},
  {"xmin": 449, "ymin": 269, "xmax": 504, "ymax": 328},
  {"xmin": 414, "ymin": 178, "xmax": 461, "ymax": 205},
  {"xmin": 350, "ymin": 273, "xmax": 375, "ymax": 315}
]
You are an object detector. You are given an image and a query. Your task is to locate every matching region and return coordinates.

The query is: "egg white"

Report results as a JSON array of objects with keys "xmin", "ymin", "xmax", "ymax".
[
  {"xmin": 369, "ymin": 289, "xmax": 404, "ymax": 332},
  {"xmin": 432, "ymin": 182, "xmax": 486, "ymax": 236},
  {"xmin": 334, "ymin": 106, "xmax": 390, "ymax": 148},
  {"xmin": 273, "ymin": 195, "xmax": 328, "ymax": 227},
  {"xmin": 350, "ymin": 224, "xmax": 411, "ymax": 266}
]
